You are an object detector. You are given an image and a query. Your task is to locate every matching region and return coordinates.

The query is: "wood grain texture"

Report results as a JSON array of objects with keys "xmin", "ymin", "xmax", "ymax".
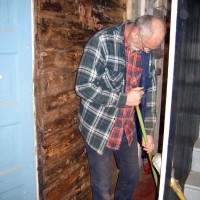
[{"xmin": 34, "ymin": 0, "xmax": 125, "ymax": 199}]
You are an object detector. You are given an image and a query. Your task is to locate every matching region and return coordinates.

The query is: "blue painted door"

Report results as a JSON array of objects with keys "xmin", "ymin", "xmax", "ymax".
[{"xmin": 0, "ymin": 0, "xmax": 37, "ymax": 199}]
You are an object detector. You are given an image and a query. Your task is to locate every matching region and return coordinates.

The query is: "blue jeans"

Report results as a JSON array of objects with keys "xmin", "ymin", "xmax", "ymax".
[{"xmin": 85, "ymin": 133, "xmax": 139, "ymax": 200}]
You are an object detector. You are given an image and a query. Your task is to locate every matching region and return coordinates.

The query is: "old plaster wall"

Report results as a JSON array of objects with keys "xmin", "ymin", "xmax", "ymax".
[{"xmin": 34, "ymin": 0, "xmax": 126, "ymax": 199}]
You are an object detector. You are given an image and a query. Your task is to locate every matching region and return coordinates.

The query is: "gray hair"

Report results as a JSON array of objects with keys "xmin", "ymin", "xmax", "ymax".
[{"xmin": 135, "ymin": 15, "xmax": 161, "ymax": 39}]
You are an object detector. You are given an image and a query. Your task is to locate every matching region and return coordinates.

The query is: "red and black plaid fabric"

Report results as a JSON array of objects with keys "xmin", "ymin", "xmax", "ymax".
[{"xmin": 106, "ymin": 38, "xmax": 142, "ymax": 150}]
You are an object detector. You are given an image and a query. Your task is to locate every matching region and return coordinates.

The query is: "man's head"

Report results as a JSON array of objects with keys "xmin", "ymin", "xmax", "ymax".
[{"xmin": 126, "ymin": 15, "xmax": 166, "ymax": 53}]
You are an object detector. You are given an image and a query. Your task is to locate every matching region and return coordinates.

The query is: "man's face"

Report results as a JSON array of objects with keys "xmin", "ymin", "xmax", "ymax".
[
  {"xmin": 128, "ymin": 19, "xmax": 165, "ymax": 53},
  {"xmin": 130, "ymin": 42, "xmax": 141, "ymax": 52},
  {"xmin": 139, "ymin": 34, "xmax": 162, "ymax": 53}
]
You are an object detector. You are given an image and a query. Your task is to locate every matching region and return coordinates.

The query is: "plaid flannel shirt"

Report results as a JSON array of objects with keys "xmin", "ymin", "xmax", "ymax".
[
  {"xmin": 75, "ymin": 21, "xmax": 157, "ymax": 155},
  {"xmin": 107, "ymin": 44, "xmax": 142, "ymax": 150}
]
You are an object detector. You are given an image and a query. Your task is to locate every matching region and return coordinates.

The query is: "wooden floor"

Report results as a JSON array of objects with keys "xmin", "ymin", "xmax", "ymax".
[{"xmin": 133, "ymin": 166, "xmax": 157, "ymax": 200}]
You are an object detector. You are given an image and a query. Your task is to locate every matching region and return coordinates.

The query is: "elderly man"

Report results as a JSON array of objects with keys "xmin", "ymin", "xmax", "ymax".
[{"xmin": 75, "ymin": 15, "xmax": 165, "ymax": 200}]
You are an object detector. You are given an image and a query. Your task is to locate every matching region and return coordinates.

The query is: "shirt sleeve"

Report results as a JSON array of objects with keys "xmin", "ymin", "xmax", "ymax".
[
  {"xmin": 144, "ymin": 55, "xmax": 157, "ymax": 135},
  {"xmin": 75, "ymin": 36, "xmax": 127, "ymax": 108}
]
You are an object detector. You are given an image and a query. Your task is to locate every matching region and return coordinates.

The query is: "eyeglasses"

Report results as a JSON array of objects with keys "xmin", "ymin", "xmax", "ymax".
[{"xmin": 139, "ymin": 33, "xmax": 159, "ymax": 53}]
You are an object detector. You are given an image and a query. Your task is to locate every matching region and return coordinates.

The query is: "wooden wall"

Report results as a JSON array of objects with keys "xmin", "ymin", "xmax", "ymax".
[{"xmin": 34, "ymin": 0, "xmax": 126, "ymax": 199}]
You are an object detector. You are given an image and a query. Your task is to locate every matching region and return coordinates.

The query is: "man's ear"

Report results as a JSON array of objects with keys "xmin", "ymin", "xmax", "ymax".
[
  {"xmin": 131, "ymin": 27, "xmax": 140, "ymax": 42},
  {"xmin": 132, "ymin": 32, "xmax": 140, "ymax": 44}
]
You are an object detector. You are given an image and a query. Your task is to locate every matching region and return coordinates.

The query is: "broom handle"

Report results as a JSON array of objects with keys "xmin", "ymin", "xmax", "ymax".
[{"xmin": 135, "ymin": 105, "xmax": 158, "ymax": 187}]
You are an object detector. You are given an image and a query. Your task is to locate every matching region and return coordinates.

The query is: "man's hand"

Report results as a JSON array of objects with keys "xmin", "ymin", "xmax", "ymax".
[
  {"xmin": 126, "ymin": 87, "xmax": 144, "ymax": 106},
  {"xmin": 142, "ymin": 135, "xmax": 154, "ymax": 153}
]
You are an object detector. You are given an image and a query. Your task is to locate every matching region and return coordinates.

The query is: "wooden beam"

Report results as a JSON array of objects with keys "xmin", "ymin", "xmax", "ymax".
[{"xmin": 126, "ymin": 0, "xmax": 132, "ymax": 19}]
